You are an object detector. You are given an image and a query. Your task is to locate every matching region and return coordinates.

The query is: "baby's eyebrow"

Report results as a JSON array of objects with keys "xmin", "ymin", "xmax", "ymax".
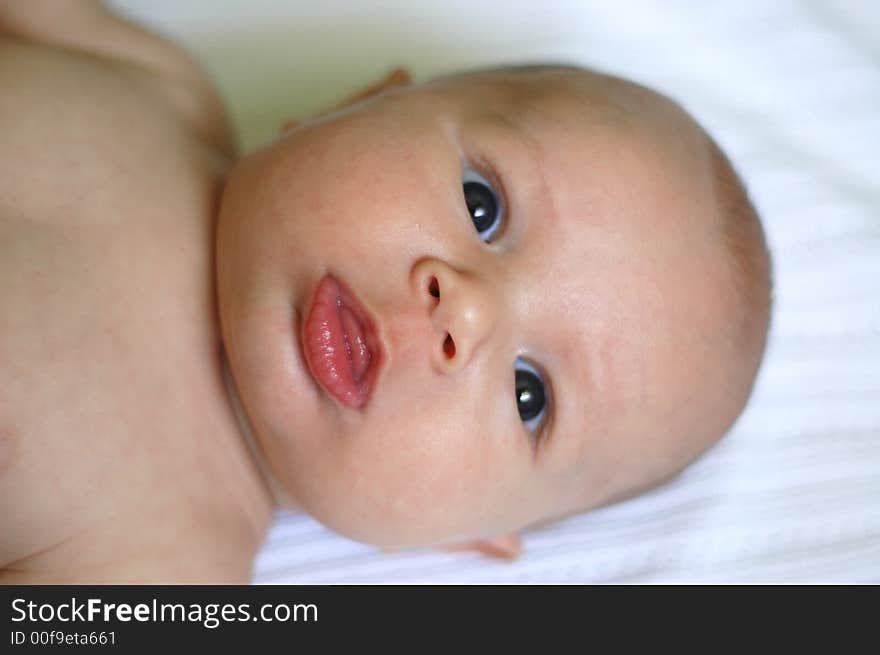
[
  {"xmin": 535, "ymin": 337, "xmax": 591, "ymax": 464},
  {"xmin": 491, "ymin": 110, "xmax": 559, "ymax": 232},
  {"xmin": 528, "ymin": 266, "xmax": 612, "ymax": 465},
  {"xmin": 482, "ymin": 108, "xmax": 544, "ymax": 161}
]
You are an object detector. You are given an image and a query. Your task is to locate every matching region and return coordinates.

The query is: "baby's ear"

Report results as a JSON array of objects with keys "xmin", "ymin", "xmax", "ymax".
[
  {"xmin": 442, "ymin": 534, "xmax": 522, "ymax": 561},
  {"xmin": 280, "ymin": 68, "xmax": 412, "ymax": 133}
]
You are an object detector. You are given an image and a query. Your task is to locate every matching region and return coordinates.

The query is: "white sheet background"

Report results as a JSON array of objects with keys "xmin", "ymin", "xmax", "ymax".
[{"xmin": 110, "ymin": 0, "xmax": 880, "ymax": 582}]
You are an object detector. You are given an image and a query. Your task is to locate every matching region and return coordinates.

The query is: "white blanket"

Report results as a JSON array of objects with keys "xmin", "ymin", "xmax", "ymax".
[{"xmin": 112, "ymin": 0, "xmax": 880, "ymax": 582}]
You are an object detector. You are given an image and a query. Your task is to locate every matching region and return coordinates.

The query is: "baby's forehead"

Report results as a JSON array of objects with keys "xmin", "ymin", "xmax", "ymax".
[
  {"xmin": 425, "ymin": 67, "xmax": 625, "ymax": 129},
  {"xmin": 432, "ymin": 68, "xmax": 604, "ymax": 133},
  {"xmin": 430, "ymin": 67, "xmax": 707, "ymax": 163}
]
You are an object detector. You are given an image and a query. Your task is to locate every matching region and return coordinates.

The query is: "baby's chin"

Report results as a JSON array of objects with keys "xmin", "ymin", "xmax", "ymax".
[
  {"xmin": 274, "ymin": 472, "xmax": 522, "ymax": 551},
  {"xmin": 302, "ymin": 508, "xmax": 474, "ymax": 551}
]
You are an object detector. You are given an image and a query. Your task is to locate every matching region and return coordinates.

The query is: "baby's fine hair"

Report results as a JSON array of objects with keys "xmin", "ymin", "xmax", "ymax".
[{"xmin": 706, "ymin": 134, "xmax": 774, "ymax": 392}]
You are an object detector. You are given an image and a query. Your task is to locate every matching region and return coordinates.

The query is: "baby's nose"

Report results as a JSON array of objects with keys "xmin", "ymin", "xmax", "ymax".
[{"xmin": 410, "ymin": 258, "xmax": 497, "ymax": 374}]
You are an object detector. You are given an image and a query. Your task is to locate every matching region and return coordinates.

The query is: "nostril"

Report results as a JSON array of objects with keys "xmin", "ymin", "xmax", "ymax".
[
  {"xmin": 428, "ymin": 276, "xmax": 440, "ymax": 299},
  {"xmin": 443, "ymin": 333, "xmax": 455, "ymax": 358}
]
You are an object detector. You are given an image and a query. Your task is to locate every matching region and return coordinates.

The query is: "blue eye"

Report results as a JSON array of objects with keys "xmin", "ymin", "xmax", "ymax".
[
  {"xmin": 463, "ymin": 165, "xmax": 503, "ymax": 242},
  {"xmin": 515, "ymin": 358, "xmax": 548, "ymax": 435}
]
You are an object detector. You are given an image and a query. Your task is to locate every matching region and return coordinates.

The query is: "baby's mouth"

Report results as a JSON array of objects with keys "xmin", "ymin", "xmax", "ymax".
[{"xmin": 303, "ymin": 274, "xmax": 383, "ymax": 409}]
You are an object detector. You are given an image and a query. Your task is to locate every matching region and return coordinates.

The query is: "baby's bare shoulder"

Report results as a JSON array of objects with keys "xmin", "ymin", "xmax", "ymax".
[
  {"xmin": 0, "ymin": 1, "xmax": 234, "ymax": 154},
  {"xmin": 0, "ymin": 36, "xmax": 228, "ymax": 230},
  {"xmin": 0, "ymin": 36, "xmax": 239, "ymax": 576}
]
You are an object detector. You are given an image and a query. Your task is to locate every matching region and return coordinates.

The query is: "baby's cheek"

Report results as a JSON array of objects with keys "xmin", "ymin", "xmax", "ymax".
[{"xmin": 325, "ymin": 427, "xmax": 506, "ymax": 547}]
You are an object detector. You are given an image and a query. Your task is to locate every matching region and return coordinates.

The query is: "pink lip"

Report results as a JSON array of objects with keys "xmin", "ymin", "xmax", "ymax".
[{"xmin": 303, "ymin": 274, "xmax": 383, "ymax": 409}]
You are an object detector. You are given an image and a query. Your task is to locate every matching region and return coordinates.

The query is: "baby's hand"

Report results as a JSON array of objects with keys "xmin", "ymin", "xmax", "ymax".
[
  {"xmin": 381, "ymin": 534, "xmax": 521, "ymax": 561},
  {"xmin": 281, "ymin": 68, "xmax": 412, "ymax": 132},
  {"xmin": 337, "ymin": 68, "xmax": 412, "ymax": 107},
  {"xmin": 440, "ymin": 534, "xmax": 522, "ymax": 561}
]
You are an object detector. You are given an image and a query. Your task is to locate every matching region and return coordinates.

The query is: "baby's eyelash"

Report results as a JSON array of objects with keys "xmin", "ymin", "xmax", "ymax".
[
  {"xmin": 514, "ymin": 355, "xmax": 553, "ymax": 450},
  {"xmin": 463, "ymin": 155, "xmax": 510, "ymax": 241},
  {"xmin": 533, "ymin": 364, "xmax": 555, "ymax": 450}
]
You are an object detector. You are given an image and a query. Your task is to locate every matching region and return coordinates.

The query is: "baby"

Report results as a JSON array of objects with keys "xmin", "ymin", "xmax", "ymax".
[{"xmin": 0, "ymin": 3, "xmax": 772, "ymax": 582}]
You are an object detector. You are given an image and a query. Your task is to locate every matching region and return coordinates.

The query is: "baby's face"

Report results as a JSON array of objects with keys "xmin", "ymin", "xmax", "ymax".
[{"xmin": 217, "ymin": 69, "xmax": 739, "ymax": 547}]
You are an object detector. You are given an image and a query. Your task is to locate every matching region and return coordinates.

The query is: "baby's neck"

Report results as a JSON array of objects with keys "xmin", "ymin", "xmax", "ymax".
[
  {"xmin": 168, "ymin": 346, "xmax": 280, "ymax": 566},
  {"xmin": 219, "ymin": 348, "xmax": 294, "ymax": 515}
]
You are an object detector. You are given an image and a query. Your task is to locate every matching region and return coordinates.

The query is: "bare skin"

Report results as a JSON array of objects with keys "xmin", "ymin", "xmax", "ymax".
[
  {"xmin": 0, "ymin": 6, "xmax": 514, "ymax": 582},
  {"xmin": 0, "ymin": 3, "xmax": 272, "ymax": 582},
  {"xmin": 1, "ymin": 4, "xmax": 760, "ymax": 581},
  {"xmin": 216, "ymin": 67, "xmax": 744, "ymax": 551}
]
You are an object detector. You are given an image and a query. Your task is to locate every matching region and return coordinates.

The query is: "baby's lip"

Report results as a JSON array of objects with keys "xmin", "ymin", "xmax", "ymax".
[{"xmin": 302, "ymin": 274, "xmax": 384, "ymax": 410}]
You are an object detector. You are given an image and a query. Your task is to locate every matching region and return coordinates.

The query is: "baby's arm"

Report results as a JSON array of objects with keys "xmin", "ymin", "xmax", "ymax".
[{"xmin": 0, "ymin": 0, "xmax": 234, "ymax": 154}]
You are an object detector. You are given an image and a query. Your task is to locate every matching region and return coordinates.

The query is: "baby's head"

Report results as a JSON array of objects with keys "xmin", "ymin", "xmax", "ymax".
[{"xmin": 216, "ymin": 64, "xmax": 772, "ymax": 549}]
